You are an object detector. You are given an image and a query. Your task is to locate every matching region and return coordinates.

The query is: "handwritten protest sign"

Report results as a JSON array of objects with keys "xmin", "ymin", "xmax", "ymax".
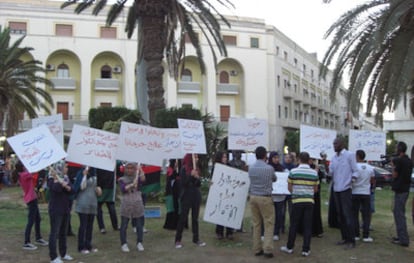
[
  {"xmin": 66, "ymin": 125, "xmax": 118, "ymax": 171},
  {"xmin": 272, "ymin": 172, "xmax": 290, "ymax": 195},
  {"xmin": 349, "ymin": 130, "xmax": 385, "ymax": 161},
  {"xmin": 32, "ymin": 114, "xmax": 64, "ymax": 147},
  {"xmin": 203, "ymin": 163, "xmax": 250, "ymax": 229},
  {"xmin": 116, "ymin": 122, "xmax": 182, "ymax": 166},
  {"xmin": 7, "ymin": 125, "xmax": 67, "ymax": 173},
  {"xmin": 228, "ymin": 118, "xmax": 268, "ymax": 151},
  {"xmin": 300, "ymin": 124, "xmax": 336, "ymax": 160},
  {"xmin": 177, "ymin": 118, "xmax": 206, "ymax": 154}
]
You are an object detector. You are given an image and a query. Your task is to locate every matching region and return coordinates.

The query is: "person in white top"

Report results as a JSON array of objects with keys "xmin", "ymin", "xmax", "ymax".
[{"xmin": 352, "ymin": 150, "xmax": 375, "ymax": 243}]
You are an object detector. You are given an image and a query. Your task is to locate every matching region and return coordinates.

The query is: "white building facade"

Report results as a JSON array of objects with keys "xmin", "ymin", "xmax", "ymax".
[{"xmin": 1, "ymin": 0, "xmax": 353, "ymax": 152}]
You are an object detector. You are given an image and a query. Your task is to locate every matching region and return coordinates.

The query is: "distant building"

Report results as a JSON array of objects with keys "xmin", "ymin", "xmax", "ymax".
[
  {"xmin": 1, "ymin": 0, "xmax": 361, "ymax": 151},
  {"xmin": 384, "ymin": 101, "xmax": 414, "ymax": 152}
]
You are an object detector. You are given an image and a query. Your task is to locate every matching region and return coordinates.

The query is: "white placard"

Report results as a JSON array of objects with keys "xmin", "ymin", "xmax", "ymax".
[
  {"xmin": 300, "ymin": 124, "xmax": 337, "ymax": 160},
  {"xmin": 177, "ymin": 118, "xmax": 206, "ymax": 154},
  {"xmin": 7, "ymin": 125, "xmax": 67, "ymax": 173},
  {"xmin": 162, "ymin": 128, "xmax": 183, "ymax": 159},
  {"xmin": 348, "ymin": 130, "xmax": 386, "ymax": 161},
  {"xmin": 203, "ymin": 163, "xmax": 250, "ymax": 229},
  {"xmin": 228, "ymin": 118, "xmax": 268, "ymax": 151},
  {"xmin": 272, "ymin": 172, "xmax": 290, "ymax": 195},
  {"xmin": 116, "ymin": 122, "xmax": 181, "ymax": 166},
  {"xmin": 66, "ymin": 125, "xmax": 118, "ymax": 171},
  {"xmin": 32, "ymin": 114, "xmax": 64, "ymax": 147}
]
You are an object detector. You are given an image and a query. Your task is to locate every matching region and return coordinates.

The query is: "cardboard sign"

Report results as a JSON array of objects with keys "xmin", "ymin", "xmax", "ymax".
[
  {"xmin": 300, "ymin": 124, "xmax": 336, "ymax": 160},
  {"xmin": 7, "ymin": 125, "xmax": 67, "ymax": 173},
  {"xmin": 66, "ymin": 125, "xmax": 118, "ymax": 171},
  {"xmin": 349, "ymin": 130, "xmax": 386, "ymax": 161},
  {"xmin": 203, "ymin": 163, "xmax": 250, "ymax": 229},
  {"xmin": 228, "ymin": 118, "xmax": 268, "ymax": 151},
  {"xmin": 32, "ymin": 114, "xmax": 64, "ymax": 147},
  {"xmin": 177, "ymin": 118, "xmax": 206, "ymax": 154}
]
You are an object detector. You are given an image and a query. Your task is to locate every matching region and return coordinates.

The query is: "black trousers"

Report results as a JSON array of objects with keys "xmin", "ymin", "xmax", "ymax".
[
  {"xmin": 175, "ymin": 189, "xmax": 201, "ymax": 243},
  {"xmin": 286, "ymin": 202, "xmax": 313, "ymax": 252},
  {"xmin": 334, "ymin": 189, "xmax": 355, "ymax": 243}
]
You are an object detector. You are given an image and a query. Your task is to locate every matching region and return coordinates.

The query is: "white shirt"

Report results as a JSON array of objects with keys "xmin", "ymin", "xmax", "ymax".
[{"xmin": 352, "ymin": 163, "xmax": 374, "ymax": 195}]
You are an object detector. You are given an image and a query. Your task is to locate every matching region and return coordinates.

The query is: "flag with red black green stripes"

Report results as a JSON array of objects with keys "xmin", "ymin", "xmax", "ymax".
[{"xmin": 141, "ymin": 165, "xmax": 161, "ymax": 194}]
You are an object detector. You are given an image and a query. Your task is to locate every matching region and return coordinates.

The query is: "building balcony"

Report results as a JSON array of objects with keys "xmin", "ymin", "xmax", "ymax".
[
  {"xmin": 282, "ymin": 88, "xmax": 295, "ymax": 99},
  {"xmin": 302, "ymin": 96, "xmax": 311, "ymax": 106},
  {"xmin": 19, "ymin": 115, "xmax": 89, "ymax": 133},
  {"xmin": 51, "ymin": 77, "xmax": 76, "ymax": 90},
  {"xmin": 178, "ymin": 81, "xmax": 201, "ymax": 93},
  {"xmin": 279, "ymin": 118, "xmax": 301, "ymax": 129},
  {"xmin": 94, "ymin": 78, "xmax": 120, "ymax": 91},
  {"xmin": 217, "ymin": 83, "xmax": 240, "ymax": 95}
]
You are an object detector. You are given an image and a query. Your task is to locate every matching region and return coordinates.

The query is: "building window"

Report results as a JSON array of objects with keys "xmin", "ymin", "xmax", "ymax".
[
  {"xmin": 276, "ymin": 46, "xmax": 280, "ymax": 55},
  {"xmin": 56, "ymin": 24, "xmax": 73, "ymax": 36},
  {"xmin": 57, "ymin": 102, "xmax": 69, "ymax": 120},
  {"xmin": 277, "ymin": 75, "xmax": 280, "ymax": 87},
  {"xmin": 100, "ymin": 26, "xmax": 117, "ymax": 39},
  {"xmin": 57, "ymin": 63, "xmax": 69, "ymax": 78},
  {"xmin": 181, "ymin": 68, "xmax": 192, "ymax": 82},
  {"xmin": 219, "ymin": 71, "xmax": 229, "ymax": 84},
  {"xmin": 294, "ymin": 84, "xmax": 298, "ymax": 93},
  {"xmin": 100, "ymin": 102, "xmax": 112, "ymax": 107},
  {"xmin": 294, "ymin": 110, "xmax": 298, "ymax": 120},
  {"xmin": 220, "ymin": 105, "xmax": 230, "ymax": 122},
  {"xmin": 284, "ymin": 79, "xmax": 287, "ymax": 89},
  {"xmin": 294, "ymin": 58, "xmax": 297, "ymax": 67},
  {"xmin": 182, "ymin": 103, "xmax": 193, "ymax": 109},
  {"xmin": 101, "ymin": 65, "xmax": 112, "ymax": 79},
  {"xmin": 284, "ymin": 51, "xmax": 288, "ymax": 61},
  {"xmin": 278, "ymin": 105, "xmax": 281, "ymax": 118},
  {"xmin": 303, "ymin": 64, "xmax": 306, "ymax": 74},
  {"xmin": 9, "ymin": 21, "xmax": 27, "ymax": 34},
  {"xmin": 311, "ymin": 69, "xmax": 314, "ymax": 79},
  {"xmin": 250, "ymin": 37, "xmax": 259, "ymax": 48},
  {"xmin": 284, "ymin": 106, "xmax": 288, "ymax": 119},
  {"xmin": 223, "ymin": 35, "xmax": 237, "ymax": 46}
]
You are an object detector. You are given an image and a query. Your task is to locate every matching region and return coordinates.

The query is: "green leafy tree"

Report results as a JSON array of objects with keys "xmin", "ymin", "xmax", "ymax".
[
  {"xmin": 320, "ymin": 0, "xmax": 414, "ymax": 126},
  {"xmin": 0, "ymin": 26, "xmax": 53, "ymax": 148},
  {"xmin": 62, "ymin": 0, "xmax": 233, "ymax": 124}
]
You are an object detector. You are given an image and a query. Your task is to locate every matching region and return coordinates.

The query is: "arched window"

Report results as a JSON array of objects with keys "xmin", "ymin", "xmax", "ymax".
[
  {"xmin": 57, "ymin": 63, "xmax": 69, "ymax": 78},
  {"xmin": 219, "ymin": 71, "xmax": 229, "ymax": 84},
  {"xmin": 101, "ymin": 65, "xmax": 112, "ymax": 79},
  {"xmin": 181, "ymin": 68, "xmax": 192, "ymax": 82}
]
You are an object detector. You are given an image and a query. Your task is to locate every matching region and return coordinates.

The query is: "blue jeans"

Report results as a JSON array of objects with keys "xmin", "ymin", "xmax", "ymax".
[
  {"xmin": 25, "ymin": 199, "xmax": 42, "ymax": 243},
  {"xmin": 77, "ymin": 213, "xmax": 95, "ymax": 251},
  {"xmin": 49, "ymin": 213, "xmax": 69, "ymax": 260},
  {"xmin": 334, "ymin": 189, "xmax": 355, "ymax": 243},
  {"xmin": 393, "ymin": 192, "xmax": 409, "ymax": 245},
  {"xmin": 286, "ymin": 203, "xmax": 313, "ymax": 252},
  {"xmin": 120, "ymin": 216, "xmax": 144, "ymax": 245}
]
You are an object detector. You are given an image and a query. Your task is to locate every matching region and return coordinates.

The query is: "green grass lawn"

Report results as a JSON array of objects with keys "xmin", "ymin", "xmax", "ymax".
[{"xmin": 0, "ymin": 183, "xmax": 413, "ymax": 263}]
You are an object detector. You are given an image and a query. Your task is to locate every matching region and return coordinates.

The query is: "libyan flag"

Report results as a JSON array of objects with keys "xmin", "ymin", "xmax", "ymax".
[{"xmin": 141, "ymin": 165, "xmax": 161, "ymax": 194}]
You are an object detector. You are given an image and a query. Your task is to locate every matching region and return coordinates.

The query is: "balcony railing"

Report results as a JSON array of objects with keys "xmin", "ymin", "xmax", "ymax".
[
  {"xmin": 51, "ymin": 77, "xmax": 76, "ymax": 90},
  {"xmin": 217, "ymin": 83, "xmax": 239, "ymax": 95},
  {"xmin": 178, "ymin": 81, "xmax": 201, "ymax": 93},
  {"xmin": 94, "ymin": 78, "xmax": 120, "ymax": 91}
]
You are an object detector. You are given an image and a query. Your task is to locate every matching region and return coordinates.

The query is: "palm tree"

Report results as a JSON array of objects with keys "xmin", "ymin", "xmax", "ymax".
[
  {"xmin": 320, "ymin": 0, "xmax": 414, "ymax": 126},
  {"xmin": 61, "ymin": 0, "xmax": 233, "ymax": 124},
  {"xmin": 0, "ymin": 26, "xmax": 54, "ymax": 144}
]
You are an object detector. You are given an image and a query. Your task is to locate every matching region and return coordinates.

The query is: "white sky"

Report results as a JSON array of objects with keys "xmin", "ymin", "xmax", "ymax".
[{"xmin": 219, "ymin": 0, "xmax": 367, "ymax": 60}]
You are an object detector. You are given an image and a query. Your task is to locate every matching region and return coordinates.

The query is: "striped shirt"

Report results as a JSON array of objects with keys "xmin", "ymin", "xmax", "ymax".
[
  {"xmin": 248, "ymin": 159, "xmax": 276, "ymax": 196},
  {"xmin": 288, "ymin": 164, "xmax": 318, "ymax": 204}
]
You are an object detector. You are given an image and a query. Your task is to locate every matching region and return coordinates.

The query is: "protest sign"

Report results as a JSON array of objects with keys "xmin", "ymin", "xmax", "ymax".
[
  {"xmin": 228, "ymin": 118, "xmax": 268, "ymax": 151},
  {"xmin": 7, "ymin": 125, "xmax": 67, "ymax": 173},
  {"xmin": 349, "ymin": 130, "xmax": 386, "ymax": 161},
  {"xmin": 32, "ymin": 114, "xmax": 64, "ymax": 147},
  {"xmin": 177, "ymin": 118, "xmax": 206, "ymax": 154},
  {"xmin": 66, "ymin": 124, "xmax": 118, "ymax": 171},
  {"xmin": 300, "ymin": 124, "xmax": 336, "ymax": 160},
  {"xmin": 203, "ymin": 163, "xmax": 250, "ymax": 229},
  {"xmin": 272, "ymin": 172, "xmax": 290, "ymax": 195}
]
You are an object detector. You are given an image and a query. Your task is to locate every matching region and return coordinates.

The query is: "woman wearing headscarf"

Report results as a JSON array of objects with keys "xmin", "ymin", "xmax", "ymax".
[
  {"xmin": 163, "ymin": 159, "xmax": 181, "ymax": 230},
  {"xmin": 47, "ymin": 160, "xmax": 74, "ymax": 263},
  {"xmin": 118, "ymin": 162, "xmax": 146, "ymax": 253},
  {"xmin": 175, "ymin": 154, "xmax": 206, "ymax": 248}
]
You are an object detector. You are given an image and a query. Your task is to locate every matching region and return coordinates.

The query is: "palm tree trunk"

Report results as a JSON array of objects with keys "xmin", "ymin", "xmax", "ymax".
[{"xmin": 137, "ymin": 0, "xmax": 169, "ymax": 124}]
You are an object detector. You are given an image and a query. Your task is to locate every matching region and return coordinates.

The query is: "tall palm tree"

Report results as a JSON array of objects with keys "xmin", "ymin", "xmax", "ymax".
[
  {"xmin": 0, "ymin": 26, "xmax": 54, "ymax": 142},
  {"xmin": 320, "ymin": 0, "xmax": 414, "ymax": 126},
  {"xmin": 62, "ymin": 0, "xmax": 233, "ymax": 124}
]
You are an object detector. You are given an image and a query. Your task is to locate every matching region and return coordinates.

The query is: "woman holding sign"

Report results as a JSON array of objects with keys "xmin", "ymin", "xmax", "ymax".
[{"xmin": 175, "ymin": 154, "xmax": 206, "ymax": 248}]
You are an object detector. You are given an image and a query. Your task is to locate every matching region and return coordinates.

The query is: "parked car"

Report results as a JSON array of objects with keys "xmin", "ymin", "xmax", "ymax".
[{"xmin": 373, "ymin": 166, "xmax": 393, "ymax": 188}]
